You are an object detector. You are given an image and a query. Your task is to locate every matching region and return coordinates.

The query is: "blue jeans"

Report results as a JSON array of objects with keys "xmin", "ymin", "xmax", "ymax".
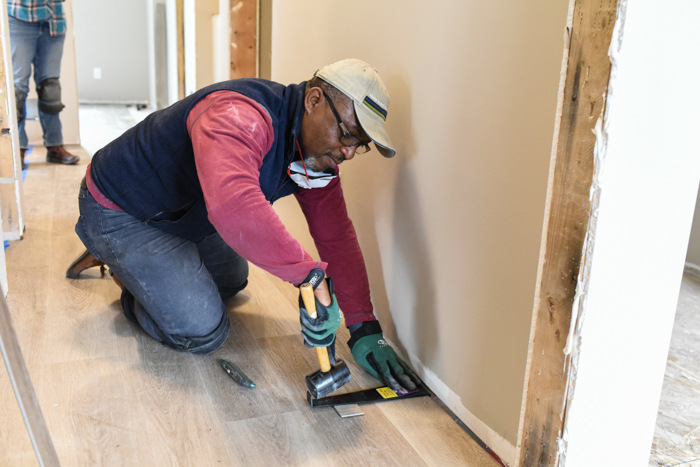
[
  {"xmin": 75, "ymin": 185, "xmax": 249, "ymax": 354},
  {"xmin": 9, "ymin": 16, "xmax": 65, "ymax": 148}
]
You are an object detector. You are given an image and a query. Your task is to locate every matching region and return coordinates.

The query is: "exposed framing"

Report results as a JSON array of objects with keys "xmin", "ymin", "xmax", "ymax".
[
  {"xmin": 516, "ymin": 0, "xmax": 618, "ymax": 464},
  {"xmin": 229, "ymin": 0, "xmax": 258, "ymax": 79},
  {"xmin": 176, "ymin": 0, "xmax": 185, "ymax": 99}
]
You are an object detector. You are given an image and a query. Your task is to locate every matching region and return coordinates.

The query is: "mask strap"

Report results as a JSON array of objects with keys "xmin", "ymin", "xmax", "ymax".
[{"xmin": 295, "ymin": 140, "xmax": 311, "ymax": 181}]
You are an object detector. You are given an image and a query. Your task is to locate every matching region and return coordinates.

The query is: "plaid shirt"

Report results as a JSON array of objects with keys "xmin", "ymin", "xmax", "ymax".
[{"xmin": 7, "ymin": 0, "xmax": 66, "ymax": 36}]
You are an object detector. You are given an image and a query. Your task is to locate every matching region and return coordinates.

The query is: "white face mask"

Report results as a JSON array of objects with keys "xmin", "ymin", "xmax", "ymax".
[{"xmin": 288, "ymin": 160, "xmax": 338, "ymax": 189}]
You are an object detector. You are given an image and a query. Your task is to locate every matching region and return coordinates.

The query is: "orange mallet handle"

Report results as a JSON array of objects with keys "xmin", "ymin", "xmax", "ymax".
[{"xmin": 300, "ymin": 283, "xmax": 332, "ymax": 373}]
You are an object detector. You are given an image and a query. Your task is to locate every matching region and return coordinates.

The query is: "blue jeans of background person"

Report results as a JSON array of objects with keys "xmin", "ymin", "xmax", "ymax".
[
  {"xmin": 75, "ymin": 185, "xmax": 249, "ymax": 354},
  {"xmin": 9, "ymin": 16, "xmax": 65, "ymax": 149}
]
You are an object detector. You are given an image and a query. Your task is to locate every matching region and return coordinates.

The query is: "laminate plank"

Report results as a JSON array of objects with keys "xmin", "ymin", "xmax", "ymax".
[
  {"xmin": 379, "ymin": 397, "xmax": 499, "ymax": 466},
  {"xmin": 222, "ymin": 405, "xmax": 425, "ymax": 466},
  {"xmin": 40, "ymin": 357, "xmax": 233, "ymax": 465},
  {"xmin": 0, "ymin": 293, "xmax": 60, "ymax": 466},
  {"xmin": 204, "ymin": 334, "xmax": 309, "ymax": 423},
  {"xmin": 0, "ymin": 317, "xmax": 43, "ymax": 467}
]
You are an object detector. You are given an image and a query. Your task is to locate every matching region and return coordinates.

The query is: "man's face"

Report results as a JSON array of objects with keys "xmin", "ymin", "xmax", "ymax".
[{"xmin": 299, "ymin": 87, "xmax": 372, "ymax": 172}]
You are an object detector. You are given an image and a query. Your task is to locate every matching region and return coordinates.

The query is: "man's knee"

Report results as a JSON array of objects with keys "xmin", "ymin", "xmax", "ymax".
[
  {"xmin": 36, "ymin": 77, "xmax": 65, "ymax": 114},
  {"xmin": 121, "ymin": 288, "xmax": 230, "ymax": 354},
  {"xmin": 165, "ymin": 312, "xmax": 230, "ymax": 354}
]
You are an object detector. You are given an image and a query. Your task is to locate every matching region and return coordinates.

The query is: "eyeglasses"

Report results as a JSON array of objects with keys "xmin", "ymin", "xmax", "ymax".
[{"xmin": 322, "ymin": 91, "xmax": 371, "ymax": 154}]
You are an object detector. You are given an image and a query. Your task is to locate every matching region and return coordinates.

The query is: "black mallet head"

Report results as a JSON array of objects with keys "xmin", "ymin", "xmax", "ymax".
[{"xmin": 305, "ymin": 359, "xmax": 351, "ymax": 399}]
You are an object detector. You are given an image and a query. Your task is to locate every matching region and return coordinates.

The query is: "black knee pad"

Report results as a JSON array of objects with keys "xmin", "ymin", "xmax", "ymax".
[
  {"xmin": 14, "ymin": 87, "xmax": 26, "ymax": 122},
  {"xmin": 36, "ymin": 77, "xmax": 65, "ymax": 114},
  {"xmin": 166, "ymin": 313, "xmax": 231, "ymax": 355},
  {"xmin": 120, "ymin": 287, "xmax": 230, "ymax": 354}
]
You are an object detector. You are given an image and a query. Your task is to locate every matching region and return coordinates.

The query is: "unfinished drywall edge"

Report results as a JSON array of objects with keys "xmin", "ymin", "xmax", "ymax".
[
  {"xmin": 515, "ymin": 0, "xmax": 576, "ymax": 458},
  {"xmin": 558, "ymin": 1, "xmax": 625, "ymax": 463},
  {"xmin": 383, "ymin": 336, "xmax": 517, "ymax": 466}
]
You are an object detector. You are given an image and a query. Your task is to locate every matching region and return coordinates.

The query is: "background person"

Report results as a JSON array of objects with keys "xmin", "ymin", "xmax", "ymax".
[{"xmin": 8, "ymin": 0, "xmax": 79, "ymax": 169}]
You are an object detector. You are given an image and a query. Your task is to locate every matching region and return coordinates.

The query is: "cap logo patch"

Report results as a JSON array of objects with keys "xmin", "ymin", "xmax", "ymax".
[{"xmin": 363, "ymin": 96, "xmax": 387, "ymax": 121}]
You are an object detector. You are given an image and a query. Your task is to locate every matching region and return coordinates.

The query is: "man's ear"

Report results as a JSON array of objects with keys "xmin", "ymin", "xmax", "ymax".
[{"xmin": 304, "ymin": 87, "xmax": 323, "ymax": 113}]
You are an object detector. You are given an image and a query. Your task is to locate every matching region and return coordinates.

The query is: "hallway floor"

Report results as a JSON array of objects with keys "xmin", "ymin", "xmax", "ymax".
[
  {"xmin": 0, "ymin": 105, "xmax": 499, "ymax": 465},
  {"xmin": 649, "ymin": 270, "xmax": 700, "ymax": 466}
]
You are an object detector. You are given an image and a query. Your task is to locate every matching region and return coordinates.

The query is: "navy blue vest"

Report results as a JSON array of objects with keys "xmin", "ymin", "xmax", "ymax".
[{"xmin": 89, "ymin": 79, "xmax": 306, "ymax": 242}]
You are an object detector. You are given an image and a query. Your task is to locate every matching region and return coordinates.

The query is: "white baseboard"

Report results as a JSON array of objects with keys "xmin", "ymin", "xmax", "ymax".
[{"xmin": 388, "ymin": 338, "xmax": 517, "ymax": 466}]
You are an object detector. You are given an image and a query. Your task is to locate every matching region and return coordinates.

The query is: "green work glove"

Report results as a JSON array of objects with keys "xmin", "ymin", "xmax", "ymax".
[
  {"xmin": 348, "ymin": 321, "xmax": 418, "ymax": 394},
  {"xmin": 298, "ymin": 270, "xmax": 342, "ymax": 350}
]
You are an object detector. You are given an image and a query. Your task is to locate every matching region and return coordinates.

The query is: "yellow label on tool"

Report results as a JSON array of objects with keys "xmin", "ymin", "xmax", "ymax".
[{"xmin": 376, "ymin": 387, "xmax": 398, "ymax": 399}]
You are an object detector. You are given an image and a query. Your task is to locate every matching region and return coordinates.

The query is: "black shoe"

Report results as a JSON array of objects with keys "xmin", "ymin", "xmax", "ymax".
[
  {"xmin": 66, "ymin": 249, "xmax": 105, "ymax": 278},
  {"xmin": 46, "ymin": 145, "xmax": 79, "ymax": 165}
]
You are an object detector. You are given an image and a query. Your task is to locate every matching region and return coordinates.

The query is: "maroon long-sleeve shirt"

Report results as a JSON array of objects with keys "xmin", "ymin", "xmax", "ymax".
[{"xmin": 88, "ymin": 91, "xmax": 376, "ymax": 326}]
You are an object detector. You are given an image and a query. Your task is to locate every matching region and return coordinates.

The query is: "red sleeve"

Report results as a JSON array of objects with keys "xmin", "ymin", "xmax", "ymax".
[
  {"xmin": 294, "ymin": 177, "xmax": 376, "ymax": 326},
  {"xmin": 187, "ymin": 91, "xmax": 326, "ymax": 284}
]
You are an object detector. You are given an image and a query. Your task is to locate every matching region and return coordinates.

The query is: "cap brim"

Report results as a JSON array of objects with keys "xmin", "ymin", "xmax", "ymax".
[{"xmin": 354, "ymin": 101, "xmax": 396, "ymax": 158}]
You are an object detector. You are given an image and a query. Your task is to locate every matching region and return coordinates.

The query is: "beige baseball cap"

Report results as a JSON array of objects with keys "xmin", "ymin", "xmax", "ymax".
[{"xmin": 314, "ymin": 59, "xmax": 396, "ymax": 158}]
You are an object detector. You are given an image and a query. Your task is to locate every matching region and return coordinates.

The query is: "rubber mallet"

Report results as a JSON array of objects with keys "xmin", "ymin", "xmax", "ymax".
[{"xmin": 300, "ymin": 283, "xmax": 351, "ymax": 399}]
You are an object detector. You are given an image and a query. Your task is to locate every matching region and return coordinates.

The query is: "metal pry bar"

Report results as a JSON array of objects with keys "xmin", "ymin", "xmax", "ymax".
[{"xmin": 308, "ymin": 384, "xmax": 430, "ymax": 407}]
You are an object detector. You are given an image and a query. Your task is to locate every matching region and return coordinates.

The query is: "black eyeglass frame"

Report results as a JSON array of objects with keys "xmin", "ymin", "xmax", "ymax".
[{"xmin": 322, "ymin": 90, "xmax": 371, "ymax": 154}]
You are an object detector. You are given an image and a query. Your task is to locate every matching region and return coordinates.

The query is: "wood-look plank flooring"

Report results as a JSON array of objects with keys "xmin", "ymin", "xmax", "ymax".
[{"xmin": 0, "ymin": 105, "xmax": 498, "ymax": 466}]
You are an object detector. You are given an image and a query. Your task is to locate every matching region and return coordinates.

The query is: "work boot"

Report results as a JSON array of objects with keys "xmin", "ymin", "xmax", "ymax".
[
  {"xmin": 20, "ymin": 148, "xmax": 27, "ymax": 170},
  {"xmin": 66, "ymin": 249, "xmax": 105, "ymax": 278},
  {"xmin": 46, "ymin": 145, "xmax": 79, "ymax": 165}
]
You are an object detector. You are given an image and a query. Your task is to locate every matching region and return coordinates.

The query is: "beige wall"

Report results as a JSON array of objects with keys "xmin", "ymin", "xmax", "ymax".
[
  {"xmin": 195, "ymin": 0, "xmax": 219, "ymax": 89},
  {"xmin": 269, "ymin": 1, "xmax": 568, "ymax": 449}
]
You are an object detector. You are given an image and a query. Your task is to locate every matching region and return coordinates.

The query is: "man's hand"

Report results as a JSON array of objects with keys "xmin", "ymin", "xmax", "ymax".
[
  {"xmin": 349, "ymin": 321, "xmax": 418, "ymax": 393},
  {"xmin": 298, "ymin": 269, "xmax": 342, "ymax": 352}
]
